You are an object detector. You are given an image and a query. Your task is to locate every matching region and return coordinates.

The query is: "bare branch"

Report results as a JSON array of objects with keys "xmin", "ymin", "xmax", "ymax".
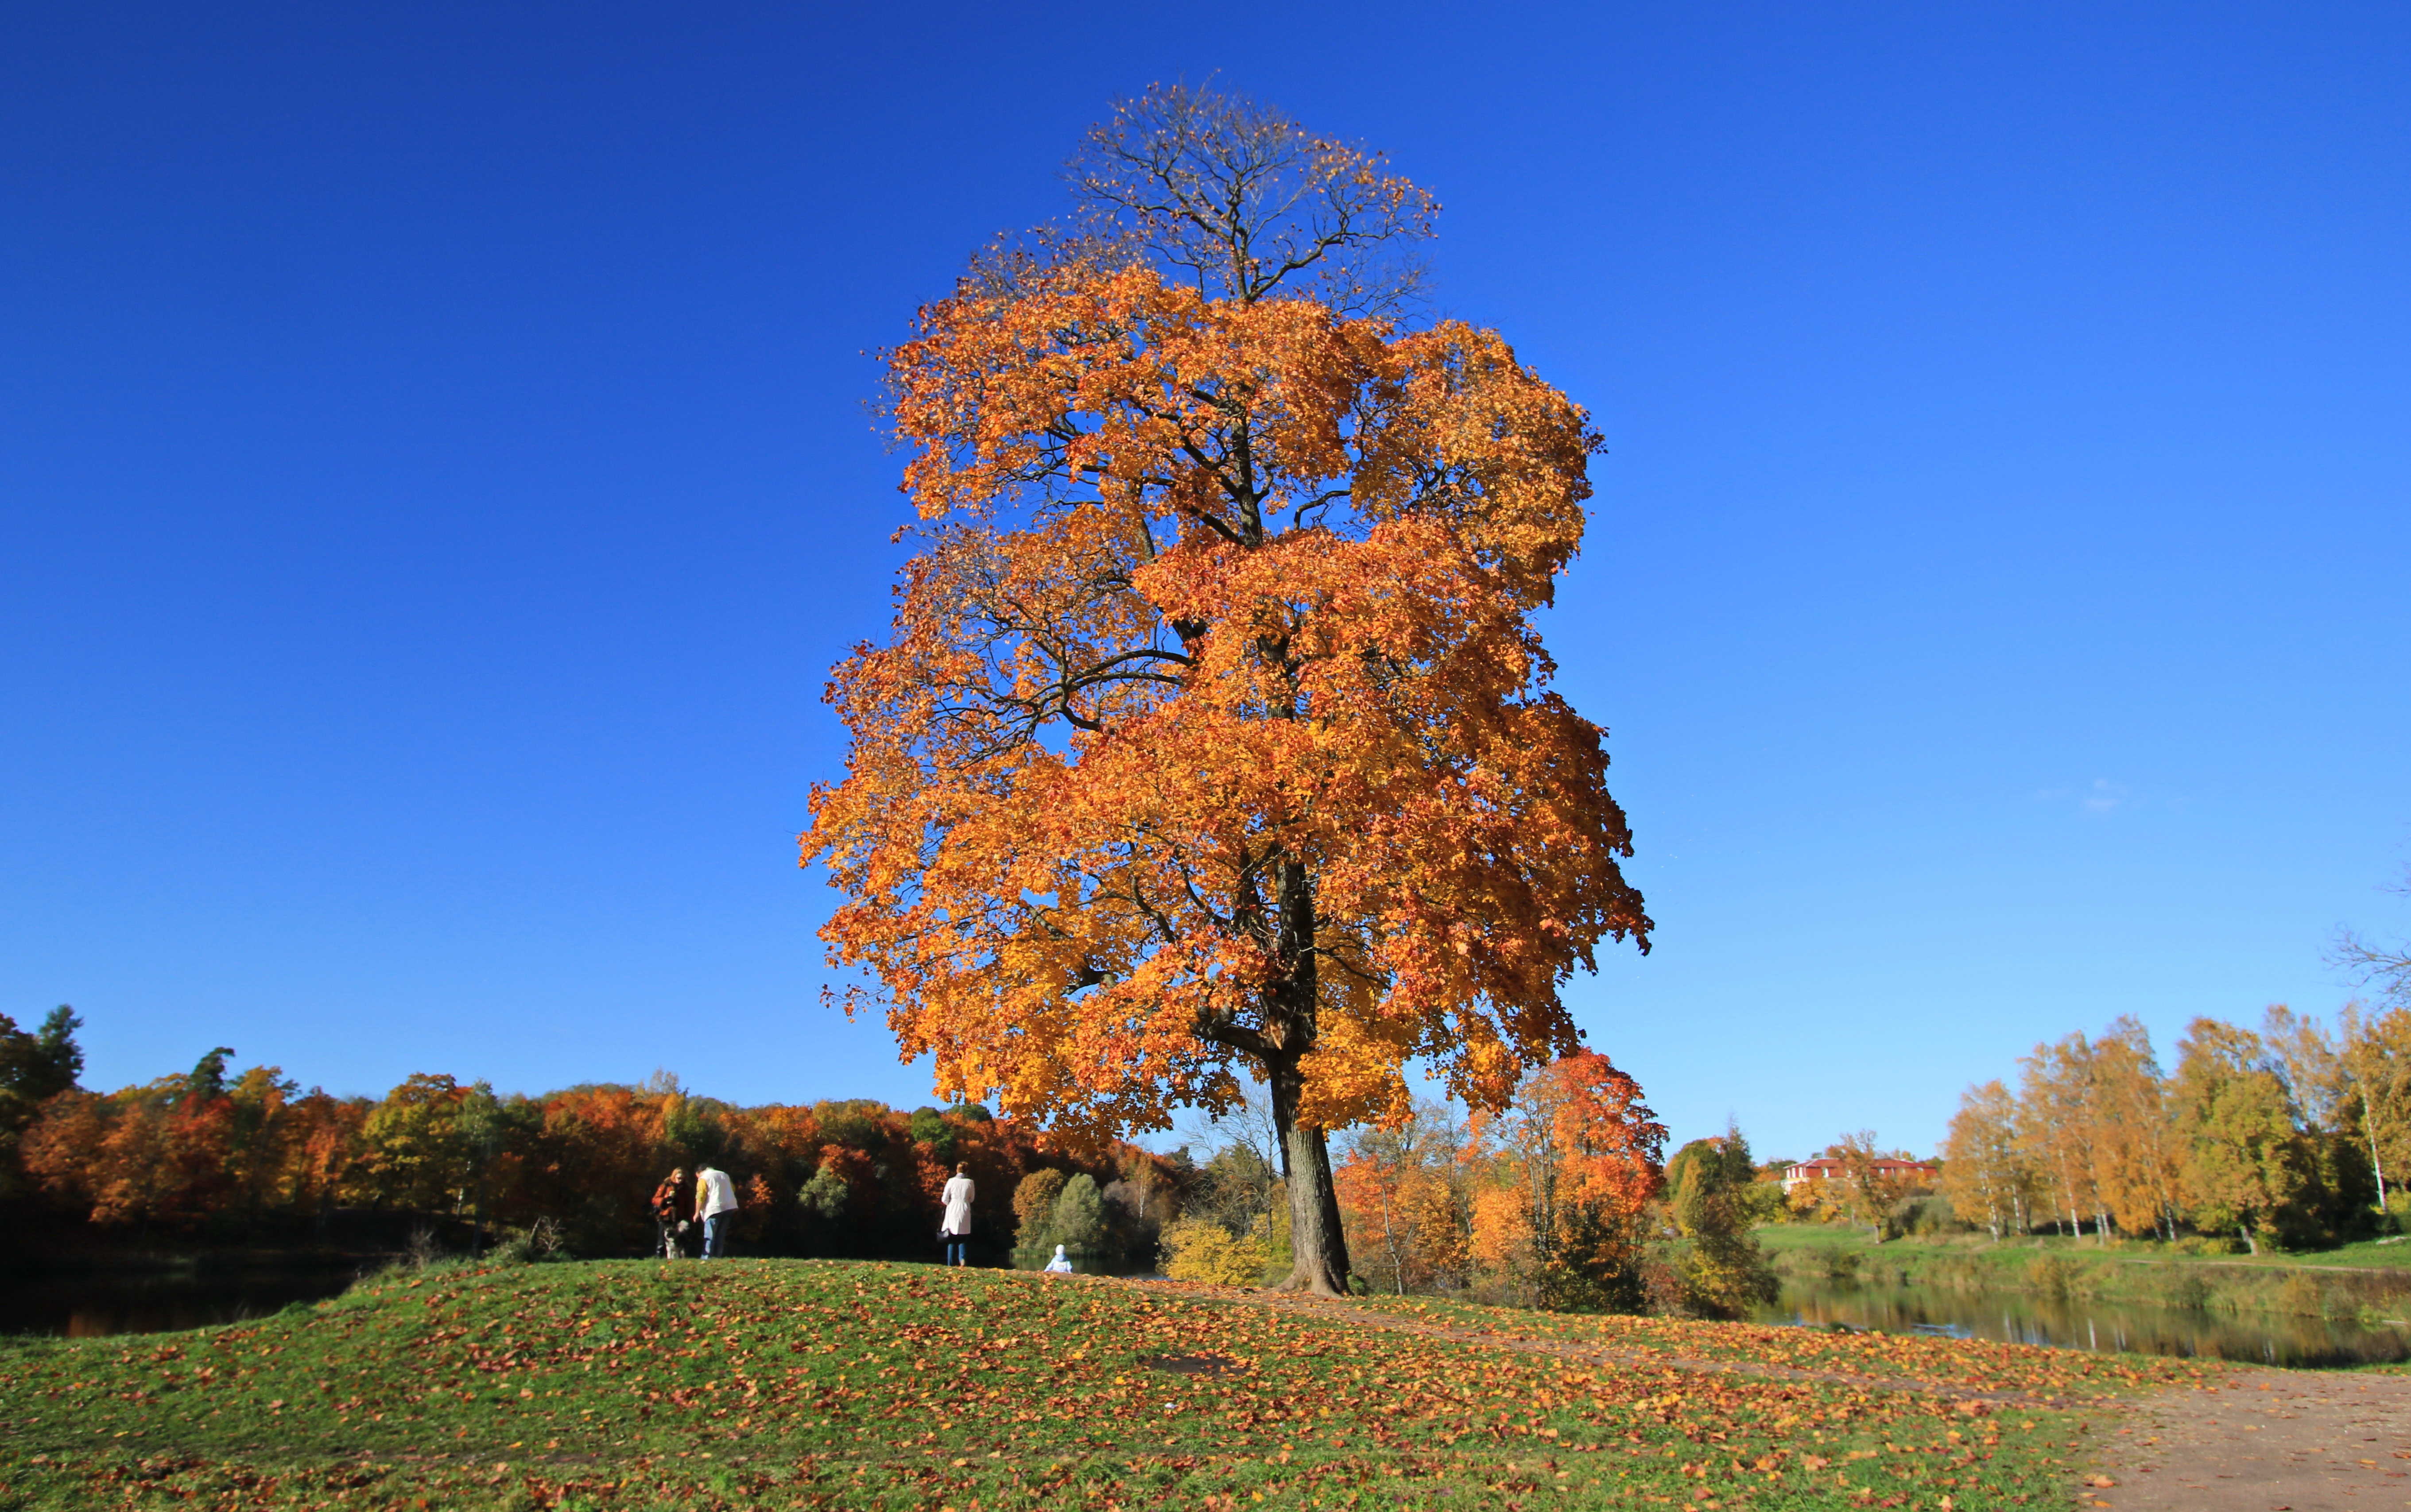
[{"xmin": 1067, "ymin": 81, "xmax": 1438, "ymax": 319}]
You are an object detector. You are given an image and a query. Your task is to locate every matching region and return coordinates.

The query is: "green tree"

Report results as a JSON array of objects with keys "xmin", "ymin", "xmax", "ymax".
[
  {"xmin": 1664, "ymin": 1124, "xmax": 1779, "ymax": 1319},
  {"xmin": 907, "ymin": 1106, "xmax": 958, "ymax": 1164},
  {"xmin": 0, "ymin": 1006, "xmax": 86, "ymax": 1195},
  {"xmin": 360, "ymin": 1074, "xmax": 473, "ymax": 1213},
  {"xmin": 1051, "ymin": 1174, "xmax": 1106, "ymax": 1266},
  {"xmin": 661, "ymin": 1092, "xmax": 729, "ymax": 1166},
  {"xmin": 1011, "ymin": 1168, "xmax": 1070, "ymax": 1267},
  {"xmin": 184, "ymin": 1046, "xmax": 236, "ymax": 1103},
  {"xmin": 457, "ymin": 1081, "xmax": 504, "ymax": 1256},
  {"xmin": 798, "ymin": 1157, "xmax": 853, "ymax": 1223},
  {"xmin": 1, "ymin": 1007, "xmax": 85, "ymax": 1104}
]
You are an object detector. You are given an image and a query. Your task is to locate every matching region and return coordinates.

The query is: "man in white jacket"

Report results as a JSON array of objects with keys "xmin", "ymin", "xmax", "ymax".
[{"xmin": 693, "ymin": 1163, "xmax": 739, "ymax": 1260}]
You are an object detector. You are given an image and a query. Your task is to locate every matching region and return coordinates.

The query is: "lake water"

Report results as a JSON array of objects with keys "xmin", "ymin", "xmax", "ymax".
[
  {"xmin": 1760, "ymin": 1278, "xmax": 2411, "ymax": 1368},
  {"xmin": 0, "ymin": 1270, "xmax": 360, "ymax": 1339}
]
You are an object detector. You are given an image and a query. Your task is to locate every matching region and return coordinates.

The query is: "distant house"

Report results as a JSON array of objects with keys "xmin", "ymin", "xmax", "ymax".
[{"xmin": 1782, "ymin": 1156, "xmax": 1938, "ymax": 1194}]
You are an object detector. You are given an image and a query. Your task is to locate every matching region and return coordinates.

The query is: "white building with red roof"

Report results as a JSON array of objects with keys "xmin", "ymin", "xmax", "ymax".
[{"xmin": 1781, "ymin": 1156, "xmax": 1938, "ymax": 1193}]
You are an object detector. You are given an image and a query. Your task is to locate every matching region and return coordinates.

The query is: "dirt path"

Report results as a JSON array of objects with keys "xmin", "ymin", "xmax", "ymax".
[{"xmin": 2088, "ymin": 1371, "xmax": 2411, "ymax": 1511}]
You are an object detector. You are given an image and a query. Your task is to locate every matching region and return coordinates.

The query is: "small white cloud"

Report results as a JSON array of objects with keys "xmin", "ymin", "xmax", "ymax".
[
  {"xmin": 2081, "ymin": 778, "xmax": 2130, "ymax": 814},
  {"xmin": 2034, "ymin": 778, "xmax": 2136, "ymax": 815}
]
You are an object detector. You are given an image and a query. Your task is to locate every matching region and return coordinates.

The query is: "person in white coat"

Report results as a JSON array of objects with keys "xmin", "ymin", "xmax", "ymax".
[
  {"xmin": 1044, "ymin": 1244, "xmax": 1074, "ymax": 1274},
  {"xmin": 693, "ymin": 1163, "xmax": 739, "ymax": 1261},
  {"xmin": 939, "ymin": 1164, "xmax": 974, "ymax": 1266}
]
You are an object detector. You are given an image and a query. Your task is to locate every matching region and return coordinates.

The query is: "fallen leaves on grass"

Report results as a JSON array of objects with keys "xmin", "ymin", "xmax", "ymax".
[{"xmin": 0, "ymin": 1260, "xmax": 2172, "ymax": 1509}]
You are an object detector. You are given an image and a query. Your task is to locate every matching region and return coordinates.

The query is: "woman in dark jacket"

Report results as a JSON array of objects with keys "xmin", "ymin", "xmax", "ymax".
[{"xmin": 650, "ymin": 1168, "xmax": 689, "ymax": 1260}]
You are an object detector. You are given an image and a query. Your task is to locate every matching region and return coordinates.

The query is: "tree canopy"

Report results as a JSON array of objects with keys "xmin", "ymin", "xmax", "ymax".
[{"xmin": 804, "ymin": 85, "xmax": 1650, "ymax": 1292}]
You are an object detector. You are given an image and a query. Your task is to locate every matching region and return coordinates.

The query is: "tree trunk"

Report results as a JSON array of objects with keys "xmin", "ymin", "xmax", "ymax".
[
  {"xmin": 1266, "ymin": 1055, "xmax": 1351, "ymax": 1295},
  {"xmin": 2362, "ymin": 1087, "xmax": 2388, "ymax": 1213}
]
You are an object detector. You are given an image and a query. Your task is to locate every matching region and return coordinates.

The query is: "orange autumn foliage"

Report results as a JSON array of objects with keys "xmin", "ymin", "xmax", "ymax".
[
  {"xmin": 1467, "ymin": 1183, "xmax": 1535, "ymax": 1277},
  {"xmin": 15, "ymin": 1047, "xmax": 1167, "ymax": 1264},
  {"xmin": 803, "ymin": 85, "xmax": 1649, "ymax": 1294},
  {"xmin": 1520, "ymin": 1049, "xmax": 1667, "ymax": 1221},
  {"xmin": 1466, "ymin": 1051, "xmax": 1666, "ymax": 1308}
]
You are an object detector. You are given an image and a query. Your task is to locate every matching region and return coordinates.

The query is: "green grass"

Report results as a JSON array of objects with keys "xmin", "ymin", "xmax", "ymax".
[
  {"xmin": 2184, "ymin": 1235, "xmax": 2411, "ymax": 1271},
  {"xmin": 0, "ymin": 1257, "xmax": 2197, "ymax": 1510},
  {"xmin": 1755, "ymin": 1222, "xmax": 2411, "ymax": 1271},
  {"xmin": 1753, "ymin": 1224, "xmax": 2411, "ymax": 1323}
]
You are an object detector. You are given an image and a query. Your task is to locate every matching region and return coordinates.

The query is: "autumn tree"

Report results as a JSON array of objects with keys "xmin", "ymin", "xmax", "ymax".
[
  {"xmin": 1473, "ymin": 1051, "xmax": 1664, "ymax": 1309},
  {"xmin": 1335, "ymin": 1100, "xmax": 1469, "ymax": 1295},
  {"xmin": 23, "ymin": 1049, "xmax": 250, "ymax": 1232},
  {"xmin": 2334, "ymin": 1002, "xmax": 2411, "ymax": 1213},
  {"xmin": 2332, "ymin": 866, "xmax": 2411, "ymax": 1009},
  {"xmin": 804, "ymin": 85, "xmax": 1650, "ymax": 1293},
  {"xmin": 2087, "ymin": 1017, "xmax": 2182, "ymax": 1240},
  {"xmin": 2017, "ymin": 1034, "xmax": 2112, "ymax": 1238},
  {"xmin": 1939, "ymin": 1080, "xmax": 2033, "ymax": 1240},
  {"xmin": 1808, "ymin": 1131, "xmax": 1926, "ymax": 1237},
  {"xmin": 2252, "ymin": 1002, "xmax": 2403, "ymax": 1225}
]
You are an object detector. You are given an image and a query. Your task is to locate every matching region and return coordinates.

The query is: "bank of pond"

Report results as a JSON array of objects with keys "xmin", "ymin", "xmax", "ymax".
[
  {"xmin": 1757, "ymin": 1277, "xmax": 2408, "ymax": 1367},
  {"xmin": 0, "ymin": 1266, "xmax": 359, "ymax": 1339},
  {"xmin": 1755, "ymin": 1225, "xmax": 2411, "ymax": 1366}
]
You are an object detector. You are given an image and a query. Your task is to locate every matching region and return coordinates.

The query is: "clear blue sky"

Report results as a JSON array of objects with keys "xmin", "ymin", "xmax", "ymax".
[{"xmin": 6, "ymin": 3, "xmax": 2407, "ymax": 1161}]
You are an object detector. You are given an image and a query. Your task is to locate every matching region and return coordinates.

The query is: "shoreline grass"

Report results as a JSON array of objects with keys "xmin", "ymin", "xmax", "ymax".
[
  {"xmin": 0, "ymin": 1257, "xmax": 2211, "ymax": 1509},
  {"xmin": 1753, "ymin": 1225, "xmax": 2411, "ymax": 1324},
  {"xmin": 1755, "ymin": 1221, "xmax": 2411, "ymax": 1271}
]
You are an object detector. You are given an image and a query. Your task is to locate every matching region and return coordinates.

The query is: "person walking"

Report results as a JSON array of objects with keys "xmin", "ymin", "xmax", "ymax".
[
  {"xmin": 693, "ymin": 1162, "xmax": 739, "ymax": 1261},
  {"xmin": 939, "ymin": 1163, "xmax": 974, "ymax": 1266},
  {"xmin": 649, "ymin": 1167, "xmax": 690, "ymax": 1260}
]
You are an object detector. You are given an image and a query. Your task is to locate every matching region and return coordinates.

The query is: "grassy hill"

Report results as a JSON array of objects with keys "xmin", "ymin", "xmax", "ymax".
[{"xmin": 0, "ymin": 1257, "xmax": 2212, "ymax": 1509}]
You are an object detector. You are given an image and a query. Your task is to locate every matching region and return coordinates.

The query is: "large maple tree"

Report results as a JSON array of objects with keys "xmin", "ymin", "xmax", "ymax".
[{"xmin": 805, "ymin": 86, "xmax": 1651, "ymax": 1293}]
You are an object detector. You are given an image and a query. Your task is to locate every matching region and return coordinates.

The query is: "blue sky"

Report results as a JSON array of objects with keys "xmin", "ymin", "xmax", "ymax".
[{"xmin": 5, "ymin": 3, "xmax": 2406, "ymax": 1161}]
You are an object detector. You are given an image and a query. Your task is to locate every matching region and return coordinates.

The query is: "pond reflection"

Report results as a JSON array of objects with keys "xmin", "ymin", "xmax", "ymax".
[
  {"xmin": 0, "ymin": 1272, "xmax": 358, "ymax": 1338},
  {"xmin": 1759, "ymin": 1279, "xmax": 2411, "ymax": 1368}
]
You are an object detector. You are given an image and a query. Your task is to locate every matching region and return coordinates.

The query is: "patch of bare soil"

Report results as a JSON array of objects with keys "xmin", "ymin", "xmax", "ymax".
[{"xmin": 2089, "ymin": 1370, "xmax": 2411, "ymax": 1512}]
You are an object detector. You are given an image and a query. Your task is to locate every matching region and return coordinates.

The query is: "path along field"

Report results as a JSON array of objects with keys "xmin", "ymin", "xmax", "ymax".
[{"xmin": 0, "ymin": 1258, "xmax": 2238, "ymax": 1510}]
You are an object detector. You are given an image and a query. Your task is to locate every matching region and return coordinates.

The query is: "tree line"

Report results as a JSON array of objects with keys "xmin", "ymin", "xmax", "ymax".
[
  {"xmin": 1940, "ymin": 1006, "xmax": 2411, "ymax": 1253},
  {"xmin": 3, "ymin": 1008, "xmax": 1720, "ymax": 1313},
  {"xmin": 0, "ymin": 1008, "xmax": 1172, "ymax": 1265},
  {"xmin": 1155, "ymin": 1050, "xmax": 1779, "ymax": 1319}
]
